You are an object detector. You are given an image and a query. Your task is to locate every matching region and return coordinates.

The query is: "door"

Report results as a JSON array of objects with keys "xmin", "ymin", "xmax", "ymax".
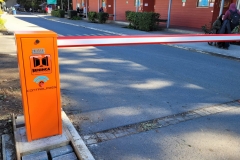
[
  {"xmin": 142, "ymin": 0, "xmax": 154, "ymax": 12},
  {"xmin": 106, "ymin": 0, "xmax": 114, "ymax": 20}
]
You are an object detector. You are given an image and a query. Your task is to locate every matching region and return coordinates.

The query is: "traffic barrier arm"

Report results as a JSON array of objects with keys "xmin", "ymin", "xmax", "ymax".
[{"xmin": 57, "ymin": 34, "xmax": 240, "ymax": 48}]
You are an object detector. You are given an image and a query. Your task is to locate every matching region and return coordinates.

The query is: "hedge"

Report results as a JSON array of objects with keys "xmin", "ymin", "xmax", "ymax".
[
  {"xmin": 87, "ymin": 12, "xmax": 109, "ymax": 23},
  {"xmin": 51, "ymin": 9, "xmax": 65, "ymax": 18},
  {"xmin": 97, "ymin": 12, "xmax": 109, "ymax": 23},
  {"xmin": 68, "ymin": 10, "xmax": 78, "ymax": 19},
  {"xmin": 0, "ymin": 18, "xmax": 6, "ymax": 29},
  {"xmin": 71, "ymin": 16, "xmax": 81, "ymax": 20},
  {"xmin": 88, "ymin": 11, "xmax": 97, "ymax": 22},
  {"xmin": 125, "ymin": 11, "xmax": 160, "ymax": 31}
]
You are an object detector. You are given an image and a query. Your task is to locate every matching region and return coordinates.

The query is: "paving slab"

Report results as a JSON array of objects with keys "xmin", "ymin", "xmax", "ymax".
[
  {"xmin": 2, "ymin": 134, "xmax": 15, "ymax": 160},
  {"xmin": 21, "ymin": 151, "xmax": 48, "ymax": 160},
  {"xmin": 52, "ymin": 152, "xmax": 78, "ymax": 160},
  {"xmin": 50, "ymin": 145, "xmax": 73, "ymax": 158}
]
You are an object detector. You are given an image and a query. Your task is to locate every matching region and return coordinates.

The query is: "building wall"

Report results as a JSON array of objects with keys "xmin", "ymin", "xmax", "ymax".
[
  {"xmin": 154, "ymin": 0, "xmax": 169, "ymax": 20},
  {"xmin": 115, "ymin": 0, "xmax": 214, "ymax": 28},
  {"xmin": 156, "ymin": 0, "xmax": 213, "ymax": 28},
  {"xmin": 73, "ymin": 0, "xmax": 240, "ymax": 29},
  {"xmin": 116, "ymin": 0, "xmax": 136, "ymax": 21},
  {"xmin": 89, "ymin": 0, "xmax": 98, "ymax": 12},
  {"xmin": 72, "ymin": 0, "xmax": 77, "ymax": 10}
]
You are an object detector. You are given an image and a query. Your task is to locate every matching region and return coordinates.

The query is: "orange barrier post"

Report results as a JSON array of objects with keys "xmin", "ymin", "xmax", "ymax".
[{"xmin": 15, "ymin": 31, "xmax": 62, "ymax": 142}]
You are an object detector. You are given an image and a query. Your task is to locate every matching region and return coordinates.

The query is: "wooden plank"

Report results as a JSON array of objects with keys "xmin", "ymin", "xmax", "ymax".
[
  {"xmin": 20, "ymin": 141, "xmax": 70, "ymax": 157},
  {"xmin": 63, "ymin": 126, "xmax": 82, "ymax": 160},
  {"xmin": 62, "ymin": 111, "xmax": 95, "ymax": 160},
  {"xmin": 13, "ymin": 115, "xmax": 71, "ymax": 158},
  {"xmin": 12, "ymin": 113, "xmax": 21, "ymax": 160}
]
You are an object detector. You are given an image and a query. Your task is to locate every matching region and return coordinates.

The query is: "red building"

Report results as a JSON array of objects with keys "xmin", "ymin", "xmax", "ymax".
[{"xmin": 72, "ymin": 0, "xmax": 239, "ymax": 29}]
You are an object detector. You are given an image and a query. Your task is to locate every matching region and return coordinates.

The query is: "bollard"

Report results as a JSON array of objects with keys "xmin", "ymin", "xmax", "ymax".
[{"xmin": 15, "ymin": 31, "xmax": 62, "ymax": 142}]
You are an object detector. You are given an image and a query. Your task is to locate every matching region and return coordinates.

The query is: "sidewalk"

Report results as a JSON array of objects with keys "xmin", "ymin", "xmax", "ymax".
[{"xmin": 2, "ymin": 12, "xmax": 240, "ymax": 60}]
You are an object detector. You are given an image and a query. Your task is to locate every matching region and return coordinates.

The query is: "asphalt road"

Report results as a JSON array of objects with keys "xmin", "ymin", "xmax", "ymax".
[
  {"xmin": 15, "ymin": 14, "xmax": 120, "ymax": 36},
  {"xmin": 14, "ymin": 13, "xmax": 240, "ymax": 159}
]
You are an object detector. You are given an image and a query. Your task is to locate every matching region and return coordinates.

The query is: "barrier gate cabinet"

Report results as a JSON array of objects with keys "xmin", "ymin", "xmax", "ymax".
[{"xmin": 15, "ymin": 31, "xmax": 62, "ymax": 142}]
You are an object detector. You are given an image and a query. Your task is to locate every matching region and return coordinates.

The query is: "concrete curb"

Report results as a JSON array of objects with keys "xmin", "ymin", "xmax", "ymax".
[
  {"xmin": 166, "ymin": 44, "xmax": 240, "ymax": 61},
  {"xmin": 62, "ymin": 111, "xmax": 95, "ymax": 160}
]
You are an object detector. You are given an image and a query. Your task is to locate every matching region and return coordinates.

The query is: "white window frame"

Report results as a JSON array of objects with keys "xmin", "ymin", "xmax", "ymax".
[
  {"xmin": 197, "ymin": 0, "xmax": 210, "ymax": 7},
  {"xmin": 134, "ymin": 0, "xmax": 140, "ymax": 7}
]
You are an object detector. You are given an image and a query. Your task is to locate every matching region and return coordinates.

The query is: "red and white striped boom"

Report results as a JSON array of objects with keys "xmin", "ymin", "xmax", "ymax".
[{"xmin": 57, "ymin": 34, "xmax": 240, "ymax": 47}]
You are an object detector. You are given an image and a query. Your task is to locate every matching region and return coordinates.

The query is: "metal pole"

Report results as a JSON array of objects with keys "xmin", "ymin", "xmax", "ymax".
[
  {"xmin": 68, "ymin": 0, "xmax": 69, "ymax": 10},
  {"xmin": 86, "ymin": 0, "xmax": 88, "ymax": 17},
  {"xmin": 167, "ymin": 0, "xmax": 172, "ymax": 28},
  {"xmin": 61, "ymin": 0, "xmax": 63, "ymax": 9},
  {"xmin": 114, "ymin": 0, "xmax": 116, "ymax": 20},
  {"xmin": 98, "ymin": 0, "xmax": 99, "ymax": 12},
  {"xmin": 135, "ymin": 0, "xmax": 138, "ymax": 12},
  {"xmin": 219, "ymin": 0, "xmax": 225, "ymax": 16}
]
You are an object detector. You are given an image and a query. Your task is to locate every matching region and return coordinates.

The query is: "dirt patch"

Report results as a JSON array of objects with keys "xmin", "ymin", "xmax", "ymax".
[
  {"xmin": 0, "ymin": 53, "xmax": 21, "ymax": 160},
  {"xmin": 0, "ymin": 30, "xmax": 14, "ymax": 35},
  {"xmin": 0, "ymin": 28, "xmax": 14, "ymax": 36}
]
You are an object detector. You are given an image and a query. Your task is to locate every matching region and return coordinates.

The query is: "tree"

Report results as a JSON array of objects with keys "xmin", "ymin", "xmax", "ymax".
[
  {"xmin": 17, "ymin": 0, "xmax": 43, "ymax": 10},
  {"xmin": 0, "ymin": 0, "xmax": 5, "ymax": 11},
  {"xmin": 57, "ymin": 0, "xmax": 72, "ymax": 10}
]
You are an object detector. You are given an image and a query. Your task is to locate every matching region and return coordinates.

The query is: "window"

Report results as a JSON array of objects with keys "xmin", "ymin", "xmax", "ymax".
[
  {"xmin": 197, "ymin": 0, "xmax": 209, "ymax": 7},
  {"xmin": 102, "ymin": 0, "xmax": 106, "ymax": 7},
  {"xmin": 134, "ymin": 0, "xmax": 140, "ymax": 6},
  {"xmin": 81, "ymin": 0, "xmax": 85, "ymax": 7}
]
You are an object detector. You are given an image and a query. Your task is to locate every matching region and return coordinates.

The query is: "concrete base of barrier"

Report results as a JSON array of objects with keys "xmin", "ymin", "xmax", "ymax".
[{"xmin": 12, "ymin": 111, "xmax": 95, "ymax": 160}]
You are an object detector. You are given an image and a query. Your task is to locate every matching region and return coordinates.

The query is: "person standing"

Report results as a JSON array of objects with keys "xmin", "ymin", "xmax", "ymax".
[
  {"xmin": 12, "ymin": 7, "xmax": 16, "ymax": 15},
  {"xmin": 218, "ymin": 3, "xmax": 240, "ymax": 49},
  {"xmin": 223, "ymin": 3, "xmax": 240, "ymax": 30},
  {"xmin": 212, "ymin": 14, "xmax": 224, "ymax": 34},
  {"xmin": 99, "ymin": 7, "xmax": 104, "ymax": 13}
]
